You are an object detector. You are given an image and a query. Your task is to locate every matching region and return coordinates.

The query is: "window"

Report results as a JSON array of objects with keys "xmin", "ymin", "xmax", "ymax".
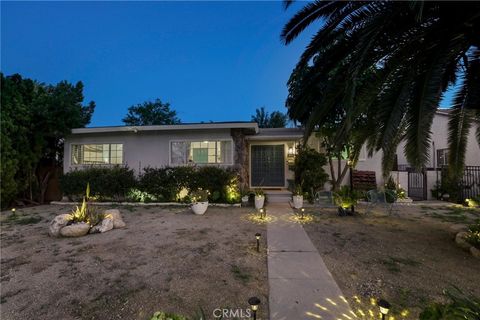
[
  {"xmin": 71, "ymin": 144, "xmax": 123, "ymax": 165},
  {"xmin": 170, "ymin": 140, "xmax": 232, "ymax": 165},
  {"xmin": 437, "ymin": 148, "xmax": 448, "ymax": 166}
]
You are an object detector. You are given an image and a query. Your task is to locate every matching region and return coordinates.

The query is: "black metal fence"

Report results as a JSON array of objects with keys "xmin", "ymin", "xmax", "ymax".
[{"xmin": 462, "ymin": 166, "xmax": 480, "ymax": 200}]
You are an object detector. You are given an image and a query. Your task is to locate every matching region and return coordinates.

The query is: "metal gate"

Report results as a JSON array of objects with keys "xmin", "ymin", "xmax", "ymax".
[
  {"xmin": 461, "ymin": 166, "xmax": 480, "ymax": 200},
  {"xmin": 408, "ymin": 171, "xmax": 427, "ymax": 200}
]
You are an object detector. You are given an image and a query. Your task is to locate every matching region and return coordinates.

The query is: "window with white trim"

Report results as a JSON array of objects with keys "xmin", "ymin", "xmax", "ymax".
[
  {"xmin": 170, "ymin": 140, "xmax": 232, "ymax": 165},
  {"xmin": 437, "ymin": 148, "xmax": 448, "ymax": 166},
  {"xmin": 71, "ymin": 144, "xmax": 123, "ymax": 165}
]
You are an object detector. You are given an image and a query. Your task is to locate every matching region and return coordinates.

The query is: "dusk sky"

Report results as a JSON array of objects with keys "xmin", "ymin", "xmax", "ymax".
[{"xmin": 2, "ymin": 1, "xmax": 455, "ymax": 127}]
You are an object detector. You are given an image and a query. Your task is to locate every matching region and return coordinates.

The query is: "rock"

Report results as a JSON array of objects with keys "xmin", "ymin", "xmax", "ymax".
[
  {"xmin": 61, "ymin": 196, "xmax": 70, "ymax": 202},
  {"xmin": 60, "ymin": 222, "xmax": 90, "ymax": 237},
  {"xmin": 49, "ymin": 214, "xmax": 72, "ymax": 237},
  {"xmin": 471, "ymin": 246, "xmax": 480, "ymax": 259},
  {"xmin": 99, "ymin": 217, "xmax": 114, "ymax": 233},
  {"xmin": 455, "ymin": 232, "xmax": 471, "ymax": 251},
  {"xmin": 104, "ymin": 209, "xmax": 126, "ymax": 229},
  {"xmin": 449, "ymin": 224, "xmax": 468, "ymax": 239},
  {"xmin": 89, "ymin": 217, "xmax": 114, "ymax": 234}
]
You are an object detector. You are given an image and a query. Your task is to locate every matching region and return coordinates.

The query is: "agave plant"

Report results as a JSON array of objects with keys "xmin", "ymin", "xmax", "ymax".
[{"xmin": 70, "ymin": 183, "xmax": 103, "ymax": 226}]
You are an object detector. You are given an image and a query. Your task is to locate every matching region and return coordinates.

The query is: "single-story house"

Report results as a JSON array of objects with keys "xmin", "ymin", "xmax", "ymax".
[{"xmin": 64, "ymin": 110, "xmax": 480, "ymax": 200}]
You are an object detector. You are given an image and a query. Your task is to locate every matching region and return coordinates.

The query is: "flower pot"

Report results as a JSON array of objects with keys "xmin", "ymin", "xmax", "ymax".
[
  {"xmin": 192, "ymin": 201, "xmax": 208, "ymax": 215},
  {"xmin": 254, "ymin": 196, "xmax": 265, "ymax": 209},
  {"xmin": 292, "ymin": 195, "xmax": 303, "ymax": 209},
  {"xmin": 242, "ymin": 195, "xmax": 249, "ymax": 203}
]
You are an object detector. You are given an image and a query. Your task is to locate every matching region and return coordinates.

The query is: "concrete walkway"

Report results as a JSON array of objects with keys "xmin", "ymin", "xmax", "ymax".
[{"xmin": 267, "ymin": 203, "xmax": 354, "ymax": 320}]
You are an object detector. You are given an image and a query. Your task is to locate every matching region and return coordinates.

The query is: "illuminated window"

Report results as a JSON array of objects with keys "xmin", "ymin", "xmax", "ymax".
[
  {"xmin": 170, "ymin": 140, "xmax": 232, "ymax": 165},
  {"xmin": 71, "ymin": 144, "xmax": 123, "ymax": 165}
]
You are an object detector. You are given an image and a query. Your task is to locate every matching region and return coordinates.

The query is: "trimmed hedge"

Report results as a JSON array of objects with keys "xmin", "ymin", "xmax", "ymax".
[
  {"xmin": 60, "ymin": 165, "xmax": 240, "ymax": 203},
  {"xmin": 60, "ymin": 166, "xmax": 136, "ymax": 201}
]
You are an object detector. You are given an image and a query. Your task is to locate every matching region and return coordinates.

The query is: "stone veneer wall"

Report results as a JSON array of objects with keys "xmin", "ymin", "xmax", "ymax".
[{"xmin": 231, "ymin": 129, "xmax": 249, "ymax": 189}]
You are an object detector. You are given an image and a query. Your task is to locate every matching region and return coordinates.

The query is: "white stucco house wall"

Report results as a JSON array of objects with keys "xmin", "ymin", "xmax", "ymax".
[{"xmin": 64, "ymin": 110, "xmax": 480, "ymax": 200}]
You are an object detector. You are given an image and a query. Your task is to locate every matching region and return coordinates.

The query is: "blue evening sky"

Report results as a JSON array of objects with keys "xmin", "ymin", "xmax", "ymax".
[{"xmin": 1, "ymin": 1, "xmax": 454, "ymax": 127}]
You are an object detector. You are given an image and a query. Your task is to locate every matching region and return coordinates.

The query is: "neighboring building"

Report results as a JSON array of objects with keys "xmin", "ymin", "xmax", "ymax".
[{"xmin": 64, "ymin": 110, "xmax": 480, "ymax": 200}]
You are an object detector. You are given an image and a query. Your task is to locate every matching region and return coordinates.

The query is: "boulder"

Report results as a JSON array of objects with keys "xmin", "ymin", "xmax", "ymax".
[
  {"xmin": 455, "ymin": 232, "xmax": 471, "ymax": 251},
  {"xmin": 449, "ymin": 224, "xmax": 468, "ymax": 239},
  {"xmin": 471, "ymin": 246, "xmax": 480, "ymax": 259},
  {"xmin": 89, "ymin": 217, "xmax": 114, "ymax": 234},
  {"xmin": 49, "ymin": 214, "xmax": 72, "ymax": 237},
  {"xmin": 60, "ymin": 222, "xmax": 90, "ymax": 237},
  {"xmin": 104, "ymin": 209, "xmax": 126, "ymax": 229}
]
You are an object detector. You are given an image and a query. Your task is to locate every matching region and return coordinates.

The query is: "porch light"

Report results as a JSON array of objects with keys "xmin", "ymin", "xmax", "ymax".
[
  {"xmin": 288, "ymin": 146, "xmax": 294, "ymax": 156},
  {"xmin": 248, "ymin": 296, "xmax": 261, "ymax": 320},
  {"xmin": 378, "ymin": 299, "xmax": 391, "ymax": 320},
  {"xmin": 255, "ymin": 233, "xmax": 261, "ymax": 252}
]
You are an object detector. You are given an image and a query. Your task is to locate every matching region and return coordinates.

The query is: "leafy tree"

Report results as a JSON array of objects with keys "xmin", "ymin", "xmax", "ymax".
[
  {"xmin": 293, "ymin": 147, "xmax": 329, "ymax": 197},
  {"xmin": 1, "ymin": 73, "xmax": 94, "ymax": 207},
  {"xmin": 282, "ymin": 1, "xmax": 480, "ymax": 181},
  {"xmin": 122, "ymin": 99, "xmax": 180, "ymax": 126},
  {"xmin": 251, "ymin": 107, "xmax": 288, "ymax": 128}
]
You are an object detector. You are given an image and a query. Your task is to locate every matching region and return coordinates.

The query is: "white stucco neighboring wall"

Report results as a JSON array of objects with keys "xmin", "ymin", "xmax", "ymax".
[{"xmin": 64, "ymin": 129, "xmax": 235, "ymax": 174}]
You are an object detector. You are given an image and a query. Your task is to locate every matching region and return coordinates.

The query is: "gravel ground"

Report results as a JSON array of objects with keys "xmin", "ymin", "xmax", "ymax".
[
  {"xmin": 302, "ymin": 203, "xmax": 480, "ymax": 319},
  {"xmin": 0, "ymin": 204, "xmax": 268, "ymax": 320}
]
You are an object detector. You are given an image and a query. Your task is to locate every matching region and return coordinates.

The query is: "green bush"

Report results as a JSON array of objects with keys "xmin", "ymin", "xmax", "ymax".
[
  {"xmin": 138, "ymin": 166, "xmax": 239, "ymax": 203},
  {"xmin": 138, "ymin": 166, "xmax": 194, "ymax": 202},
  {"xmin": 419, "ymin": 287, "xmax": 480, "ymax": 320},
  {"xmin": 293, "ymin": 147, "xmax": 329, "ymax": 200},
  {"xmin": 61, "ymin": 165, "xmax": 240, "ymax": 204},
  {"xmin": 465, "ymin": 222, "xmax": 480, "ymax": 249},
  {"xmin": 60, "ymin": 166, "xmax": 136, "ymax": 201},
  {"xmin": 193, "ymin": 166, "xmax": 239, "ymax": 203}
]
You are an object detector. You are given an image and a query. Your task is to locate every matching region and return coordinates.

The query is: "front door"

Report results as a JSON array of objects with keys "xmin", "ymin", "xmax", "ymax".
[{"xmin": 251, "ymin": 145, "xmax": 285, "ymax": 187}]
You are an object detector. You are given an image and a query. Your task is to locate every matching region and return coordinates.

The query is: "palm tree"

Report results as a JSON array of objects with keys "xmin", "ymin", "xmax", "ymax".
[{"xmin": 282, "ymin": 1, "xmax": 480, "ymax": 178}]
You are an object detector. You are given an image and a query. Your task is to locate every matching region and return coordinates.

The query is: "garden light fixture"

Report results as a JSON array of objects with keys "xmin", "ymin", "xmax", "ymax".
[
  {"xmin": 248, "ymin": 296, "xmax": 261, "ymax": 320},
  {"xmin": 259, "ymin": 208, "xmax": 264, "ymax": 219},
  {"xmin": 378, "ymin": 299, "xmax": 391, "ymax": 320},
  {"xmin": 255, "ymin": 233, "xmax": 261, "ymax": 252},
  {"xmin": 301, "ymin": 208, "xmax": 305, "ymax": 219},
  {"xmin": 11, "ymin": 208, "xmax": 16, "ymax": 213}
]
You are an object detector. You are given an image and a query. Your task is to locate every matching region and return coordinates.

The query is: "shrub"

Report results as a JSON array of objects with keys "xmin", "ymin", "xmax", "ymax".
[
  {"xmin": 465, "ymin": 222, "xmax": 480, "ymax": 249},
  {"xmin": 188, "ymin": 189, "xmax": 209, "ymax": 203},
  {"xmin": 139, "ymin": 166, "xmax": 194, "ymax": 202},
  {"xmin": 419, "ymin": 287, "xmax": 480, "ymax": 320},
  {"xmin": 193, "ymin": 166, "xmax": 239, "ymax": 203},
  {"xmin": 293, "ymin": 147, "xmax": 329, "ymax": 200},
  {"xmin": 61, "ymin": 166, "xmax": 136, "ymax": 201}
]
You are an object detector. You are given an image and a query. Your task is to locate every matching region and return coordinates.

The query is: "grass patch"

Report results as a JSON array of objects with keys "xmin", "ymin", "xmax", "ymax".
[
  {"xmin": 5, "ymin": 214, "xmax": 42, "ymax": 225},
  {"xmin": 379, "ymin": 256, "xmax": 421, "ymax": 273},
  {"xmin": 230, "ymin": 265, "xmax": 251, "ymax": 284}
]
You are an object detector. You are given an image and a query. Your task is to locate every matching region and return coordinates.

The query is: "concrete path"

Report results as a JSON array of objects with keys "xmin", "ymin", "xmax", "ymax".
[{"xmin": 267, "ymin": 203, "xmax": 354, "ymax": 320}]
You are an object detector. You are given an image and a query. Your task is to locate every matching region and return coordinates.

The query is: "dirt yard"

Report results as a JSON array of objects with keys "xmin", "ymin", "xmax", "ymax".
[
  {"xmin": 0, "ymin": 204, "xmax": 268, "ymax": 320},
  {"xmin": 303, "ymin": 203, "xmax": 480, "ymax": 319}
]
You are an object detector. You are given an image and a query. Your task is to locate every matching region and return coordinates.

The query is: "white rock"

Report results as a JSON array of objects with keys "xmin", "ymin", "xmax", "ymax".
[
  {"xmin": 60, "ymin": 222, "xmax": 90, "ymax": 237},
  {"xmin": 49, "ymin": 214, "xmax": 72, "ymax": 237},
  {"xmin": 103, "ymin": 209, "xmax": 126, "ymax": 229},
  {"xmin": 449, "ymin": 224, "xmax": 468, "ymax": 239}
]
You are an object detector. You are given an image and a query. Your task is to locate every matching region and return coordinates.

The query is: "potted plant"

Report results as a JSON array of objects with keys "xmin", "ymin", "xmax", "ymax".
[
  {"xmin": 240, "ymin": 187, "xmax": 250, "ymax": 204},
  {"xmin": 292, "ymin": 184, "xmax": 303, "ymax": 209},
  {"xmin": 190, "ymin": 189, "xmax": 209, "ymax": 215},
  {"xmin": 254, "ymin": 189, "xmax": 265, "ymax": 209}
]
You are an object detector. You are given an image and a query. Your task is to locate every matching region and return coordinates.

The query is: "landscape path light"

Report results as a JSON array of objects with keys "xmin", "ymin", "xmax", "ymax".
[
  {"xmin": 255, "ymin": 233, "xmax": 261, "ymax": 252},
  {"xmin": 259, "ymin": 208, "xmax": 264, "ymax": 219},
  {"xmin": 378, "ymin": 299, "xmax": 391, "ymax": 320},
  {"xmin": 300, "ymin": 208, "xmax": 305, "ymax": 219},
  {"xmin": 248, "ymin": 296, "xmax": 261, "ymax": 320}
]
